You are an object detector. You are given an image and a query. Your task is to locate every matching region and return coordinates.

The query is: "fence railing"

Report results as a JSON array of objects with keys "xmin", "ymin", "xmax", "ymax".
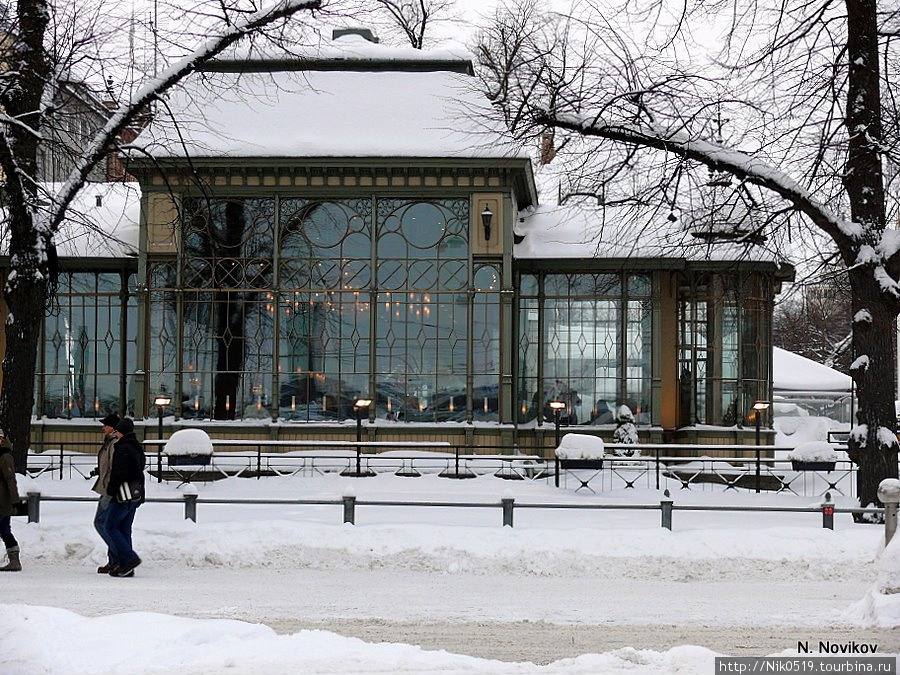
[
  {"xmin": 17, "ymin": 488, "xmax": 886, "ymax": 532},
  {"xmin": 24, "ymin": 440, "xmax": 883, "ymax": 498}
]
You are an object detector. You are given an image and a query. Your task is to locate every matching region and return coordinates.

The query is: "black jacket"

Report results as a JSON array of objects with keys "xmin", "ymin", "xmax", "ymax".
[{"xmin": 107, "ymin": 432, "xmax": 146, "ymax": 499}]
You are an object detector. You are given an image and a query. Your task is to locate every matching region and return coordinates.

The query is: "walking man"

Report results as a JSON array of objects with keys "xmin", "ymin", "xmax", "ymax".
[
  {"xmin": 106, "ymin": 417, "xmax": 145, "ymax": 577},
  {"xmin": 92, "ymin": 413, "xmax": 119, "ymax": 573}
]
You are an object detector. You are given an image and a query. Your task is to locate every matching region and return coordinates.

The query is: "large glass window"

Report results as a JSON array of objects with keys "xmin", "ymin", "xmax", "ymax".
[
  {"xmin": 147, "ymin": 195, "xmax": 492, "ymax": 422},
  {"xmin": 278, "ymin": 199, "xmax": 372, "ymax": 421},
  {"xmin": 677, "ymin": 272, "xmax": 770, "ymax": 426},
  {"xmin": 39, "ymin": 271, "xmax": 137, "ymax": 418},
  {"xmin": 517, "ymin": 272, "xmax": 652, "ymax": 426},
  {"xmin": 374, "ymin": 199, "xmax": 471, "ymax": 422}
]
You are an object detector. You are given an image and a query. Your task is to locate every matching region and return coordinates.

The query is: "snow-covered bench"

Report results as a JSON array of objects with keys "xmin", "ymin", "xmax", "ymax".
[
  {"xmin": 163, "ymin": 429, "xmax": 214, "ymax": 467},
  {"xmin": 554, "ymin": 434, "xmax": 606, "ymax": 491}
]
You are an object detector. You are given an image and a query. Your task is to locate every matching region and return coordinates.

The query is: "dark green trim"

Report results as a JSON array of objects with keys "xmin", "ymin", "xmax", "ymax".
[{"xmin": 200, "ymin": 58, "xmax": 475, "ymax": 76}]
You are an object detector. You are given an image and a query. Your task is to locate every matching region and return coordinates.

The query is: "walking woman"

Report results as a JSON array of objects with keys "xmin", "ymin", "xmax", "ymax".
[
  {"xmin": 92, "ymin": 413, "xmax": 120, "ymax": 573},
  {"xmin": 0, "ymin": 429, "xmax": 22, "ymax": 571}
]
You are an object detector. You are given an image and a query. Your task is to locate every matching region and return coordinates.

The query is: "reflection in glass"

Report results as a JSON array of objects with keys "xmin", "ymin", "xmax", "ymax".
[
  {"xmin": 39, "ymin": 271, "xmax": 136, "ymax": 418},
  {"xmin": 519, "ymin": 272, "xmax": 652, "ymax": 426}
]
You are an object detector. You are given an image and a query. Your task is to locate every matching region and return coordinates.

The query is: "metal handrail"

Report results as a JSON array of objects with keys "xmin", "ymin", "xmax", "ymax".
[{"xmin": 21, "ymin": 490, "xmax": 884, "ymax": 532}]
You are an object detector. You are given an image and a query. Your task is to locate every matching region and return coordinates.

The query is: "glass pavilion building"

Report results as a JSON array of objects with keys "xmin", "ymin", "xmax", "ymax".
[{"xmin": 23, "ymin": 34, "xmax": 791, "ymax": 453}]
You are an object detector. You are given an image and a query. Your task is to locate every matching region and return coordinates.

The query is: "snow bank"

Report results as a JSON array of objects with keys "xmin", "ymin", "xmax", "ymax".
[
  {"xmin": 0, "ymin": 604, "xmax": 721, "ymax": 675},
  {"xmin": 555, "ymin": 433, "xmax": 605, "ymax": 460},
  {"xmin": 11, "ymin": 474, "xmax": 881, "ymax": 584},
  {"xmin": 774, "ymin": 416, "xmax": 846, "ymax": 446},
  {"xmin": 845, "ymin": 533, "xmax": 900, "ymax": 627}
]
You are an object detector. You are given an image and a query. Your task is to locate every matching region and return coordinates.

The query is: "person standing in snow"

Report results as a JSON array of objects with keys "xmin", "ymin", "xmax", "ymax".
[
  {"xmin": 91, "ymin": 413, "xmax": 119, "ymax": 574},
  {"xmin": 105, "ymin": 417, "xmax": 145, "ymax": 577},
  {"xmin": 0, "ymin": 429, "xmax": 22, "ymax": 571}
]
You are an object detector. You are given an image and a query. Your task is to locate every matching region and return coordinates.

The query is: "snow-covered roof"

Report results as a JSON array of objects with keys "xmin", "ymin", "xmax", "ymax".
[
  {"xmin": 1, "ymin": 182, "xmax": 140, "ymax": 259},
  {"xmin": 53, "ymin": 182, "xmax": 140, "ymax": 258},
  {"xmin": 772, "ymin": 347, "xmax": 852, "ymax": 393},
  {"xmin": 514, "ymin": 202, "xmax": 788, "ymax": 265},
  {"xmin": 132, "ymin": 40, "xmax": 520, "ymax": 161}
]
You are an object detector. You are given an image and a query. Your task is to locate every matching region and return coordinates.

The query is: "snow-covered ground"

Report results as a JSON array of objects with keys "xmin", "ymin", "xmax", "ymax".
[{"xmin": 1, "ymin": 470, "xmax": 898, "ymax": 674}]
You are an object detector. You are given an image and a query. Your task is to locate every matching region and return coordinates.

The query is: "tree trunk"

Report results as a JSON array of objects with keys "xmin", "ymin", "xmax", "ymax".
[
  {"xmin": 847, "ymin": 270, "xmax": 900, "ymax": 513},
  {"xmin": 0, "ymin": 273, "xmax": 47, "ymax": 473},
  {"xmin": 843, "ymin": 0, "xmax": 899, "ymax": 515},
  {"xmin": 0, "ymin": 0, "xmax": 51, "ymax": 473}
]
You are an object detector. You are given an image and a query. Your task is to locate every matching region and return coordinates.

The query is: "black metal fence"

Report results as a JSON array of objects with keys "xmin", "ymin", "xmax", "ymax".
[{"xmin": 23, "ymin": 439, "xmax": 880, "ymax": 498}]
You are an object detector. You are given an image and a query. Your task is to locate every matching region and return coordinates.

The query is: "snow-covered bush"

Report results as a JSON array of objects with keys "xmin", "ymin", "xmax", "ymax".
[
  {"xmin": 611, "ymin": 405, "xmax": 639, "ymax": 455},
  {"xmin": 786, "ymin": 441, "xmax": 839, "ymax": 463},
  {"xmin": 554, "ymin": 433, "xmax": 605, "ymax": 460},
  {"xmin": 164, "ymin": 428, "xmax": 214, "ymax": 456}
]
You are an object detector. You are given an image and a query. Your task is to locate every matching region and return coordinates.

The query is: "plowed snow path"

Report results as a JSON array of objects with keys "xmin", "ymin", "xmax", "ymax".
[{"xmin": 5, "ymin": 564, "xmax": 896, "ymax": 662}]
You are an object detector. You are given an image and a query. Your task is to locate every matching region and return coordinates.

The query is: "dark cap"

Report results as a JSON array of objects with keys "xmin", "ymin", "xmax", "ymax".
[
  {"xmin": 115, "ymin": 418, "xmax": 134, "ymax": 435},
  {"xmin": 99, "ymin": 413, "xmax": 120, "ymax": 428}
]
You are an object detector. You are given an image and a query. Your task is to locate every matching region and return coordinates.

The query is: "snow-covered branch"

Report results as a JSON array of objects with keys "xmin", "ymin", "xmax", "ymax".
[
  {"xmin": 539, "ymin": 111, "xmax": 863, "ymax": 250},
  {"xmin": 48, "ymin": 0, "xmax": 324, "ymax": 234}
]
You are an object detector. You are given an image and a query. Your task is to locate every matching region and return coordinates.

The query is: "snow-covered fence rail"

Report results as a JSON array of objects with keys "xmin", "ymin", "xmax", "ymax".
[
  {"xmin": 19, "ymin": 489, "xmax": 884, "ymax": 531},
  {"xmin": 25, "ymin": 441, "xmax": 899, "ymax": 498}
]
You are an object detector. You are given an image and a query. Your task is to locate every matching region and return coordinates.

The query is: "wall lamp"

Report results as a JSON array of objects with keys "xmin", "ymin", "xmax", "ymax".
[{"xmin": 481, "ymin": 206, "xmax": 493, "ymax": 242}]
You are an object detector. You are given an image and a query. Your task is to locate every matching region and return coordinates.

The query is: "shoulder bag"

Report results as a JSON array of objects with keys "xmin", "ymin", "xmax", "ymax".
[{"xmin": 116, "ymin": 480, "xmax": 144, "ymax": 503}]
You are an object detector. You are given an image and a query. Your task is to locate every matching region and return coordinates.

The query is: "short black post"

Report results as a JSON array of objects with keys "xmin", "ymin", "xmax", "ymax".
[
  {"xmin": 554, "ymin": 456, "xmax": 560, "ymax": 488},
  {"xmin": 184, "ymin": 493, "xmax": 198, "ymax": 522},
  {"xmin": 356, "ymin": 409, "xmax": 362, "ymax": 475},
  {"xmin": 822, "ymin": 491, "xmax": 834, "ymax": 530},
  {"xmin": 256, "ymin": 445, "xmax": 262, "ymax": 480},
  {"xmin": 655, "ymin": 448, "xmax": 660, "ymax": 490},
  {"xmin": 342, "ymin": 495, "xmax": 356, "ymax": 524},
  {"xmin": 755, "ymin": 448, "xmax": 761, "ymax": 494},
  {"xmin": 660, "ymin": 489, "xmax": 673, "ymax": 530},
  {"xmin": 59, "ymin": 443, "xmax": 64, "ymax": 480},
  {"xmin": 554, "ymin": 408, "xmax": 561, "ymax": 448},
  {"xmin": 153, "ymin": 393, "xmax": 172, "ymax": 483},
  {"xmin": 157, "ymin": 406, "xmax": 164, "ymax": 483},
  {"xmin": 27, "ymin": 491, "xmax": 40, "ymax": 524},
  {"xmin": 501, "ymin": 496, "xmax": 514, "ymax": 527}
]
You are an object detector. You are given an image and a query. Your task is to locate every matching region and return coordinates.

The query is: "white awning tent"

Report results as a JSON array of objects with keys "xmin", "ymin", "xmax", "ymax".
[
  {"xmin": 772, "ymin": 347, "xmax": 852, "ymax": 395},
  {"xmin": 772, "ymin": 347, "xmax": 852, "ymax": 423}
]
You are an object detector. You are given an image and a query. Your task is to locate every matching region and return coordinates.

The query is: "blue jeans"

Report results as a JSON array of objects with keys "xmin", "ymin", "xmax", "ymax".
[
  {"xmin": 0, "ymin": 515, "xmax": 15, "ymax": 549},
  {"xmin": 93, "ymin": 495, "xmax": 115, "ymax": 565},
  {"xmin": 105, "ymin": 500, "xmax": 139, "ymax": 565}
]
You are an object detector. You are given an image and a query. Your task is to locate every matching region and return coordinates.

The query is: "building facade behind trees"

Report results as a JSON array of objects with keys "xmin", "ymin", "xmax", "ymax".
[{"xmin": 17, "ymin": 32, "xmax": 790, "ymax": 453}]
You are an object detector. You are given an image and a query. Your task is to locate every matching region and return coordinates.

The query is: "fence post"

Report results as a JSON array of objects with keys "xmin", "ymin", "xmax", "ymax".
[
  {"xmin": 877, "ymin": 479, "xmax": 900, "ymax": 546},
  {"xmin": 183, "ymin": 492, "xmax": 198, "ymax": 522},
  {"xmin": 27, "ymin": 491, "xmax": 40, "ymax": 524},
  {"xmin": 59, "ymin": 443, "xmax": 64, "ymax": 480},
  {"xmin": 342, "ymin": 494, "xmax": 356, "ymax": 525},
  {"xmin": 257, "ymin": 445, "xmax": 262, "ymax": 480},
  {"xmin": 821, "ymin": 491, "xmax": 834, "ymax": 530},
  {"xmin": 554, "ymin": 456, "xmax": 560, "ymax": 488},
  {"xmin": 501, "ymin": 495, "xmax": 514, "ymax": 527},
  {"xmin": 660, "ymin": 489, "xmax": 673, "ymax": 530}
]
